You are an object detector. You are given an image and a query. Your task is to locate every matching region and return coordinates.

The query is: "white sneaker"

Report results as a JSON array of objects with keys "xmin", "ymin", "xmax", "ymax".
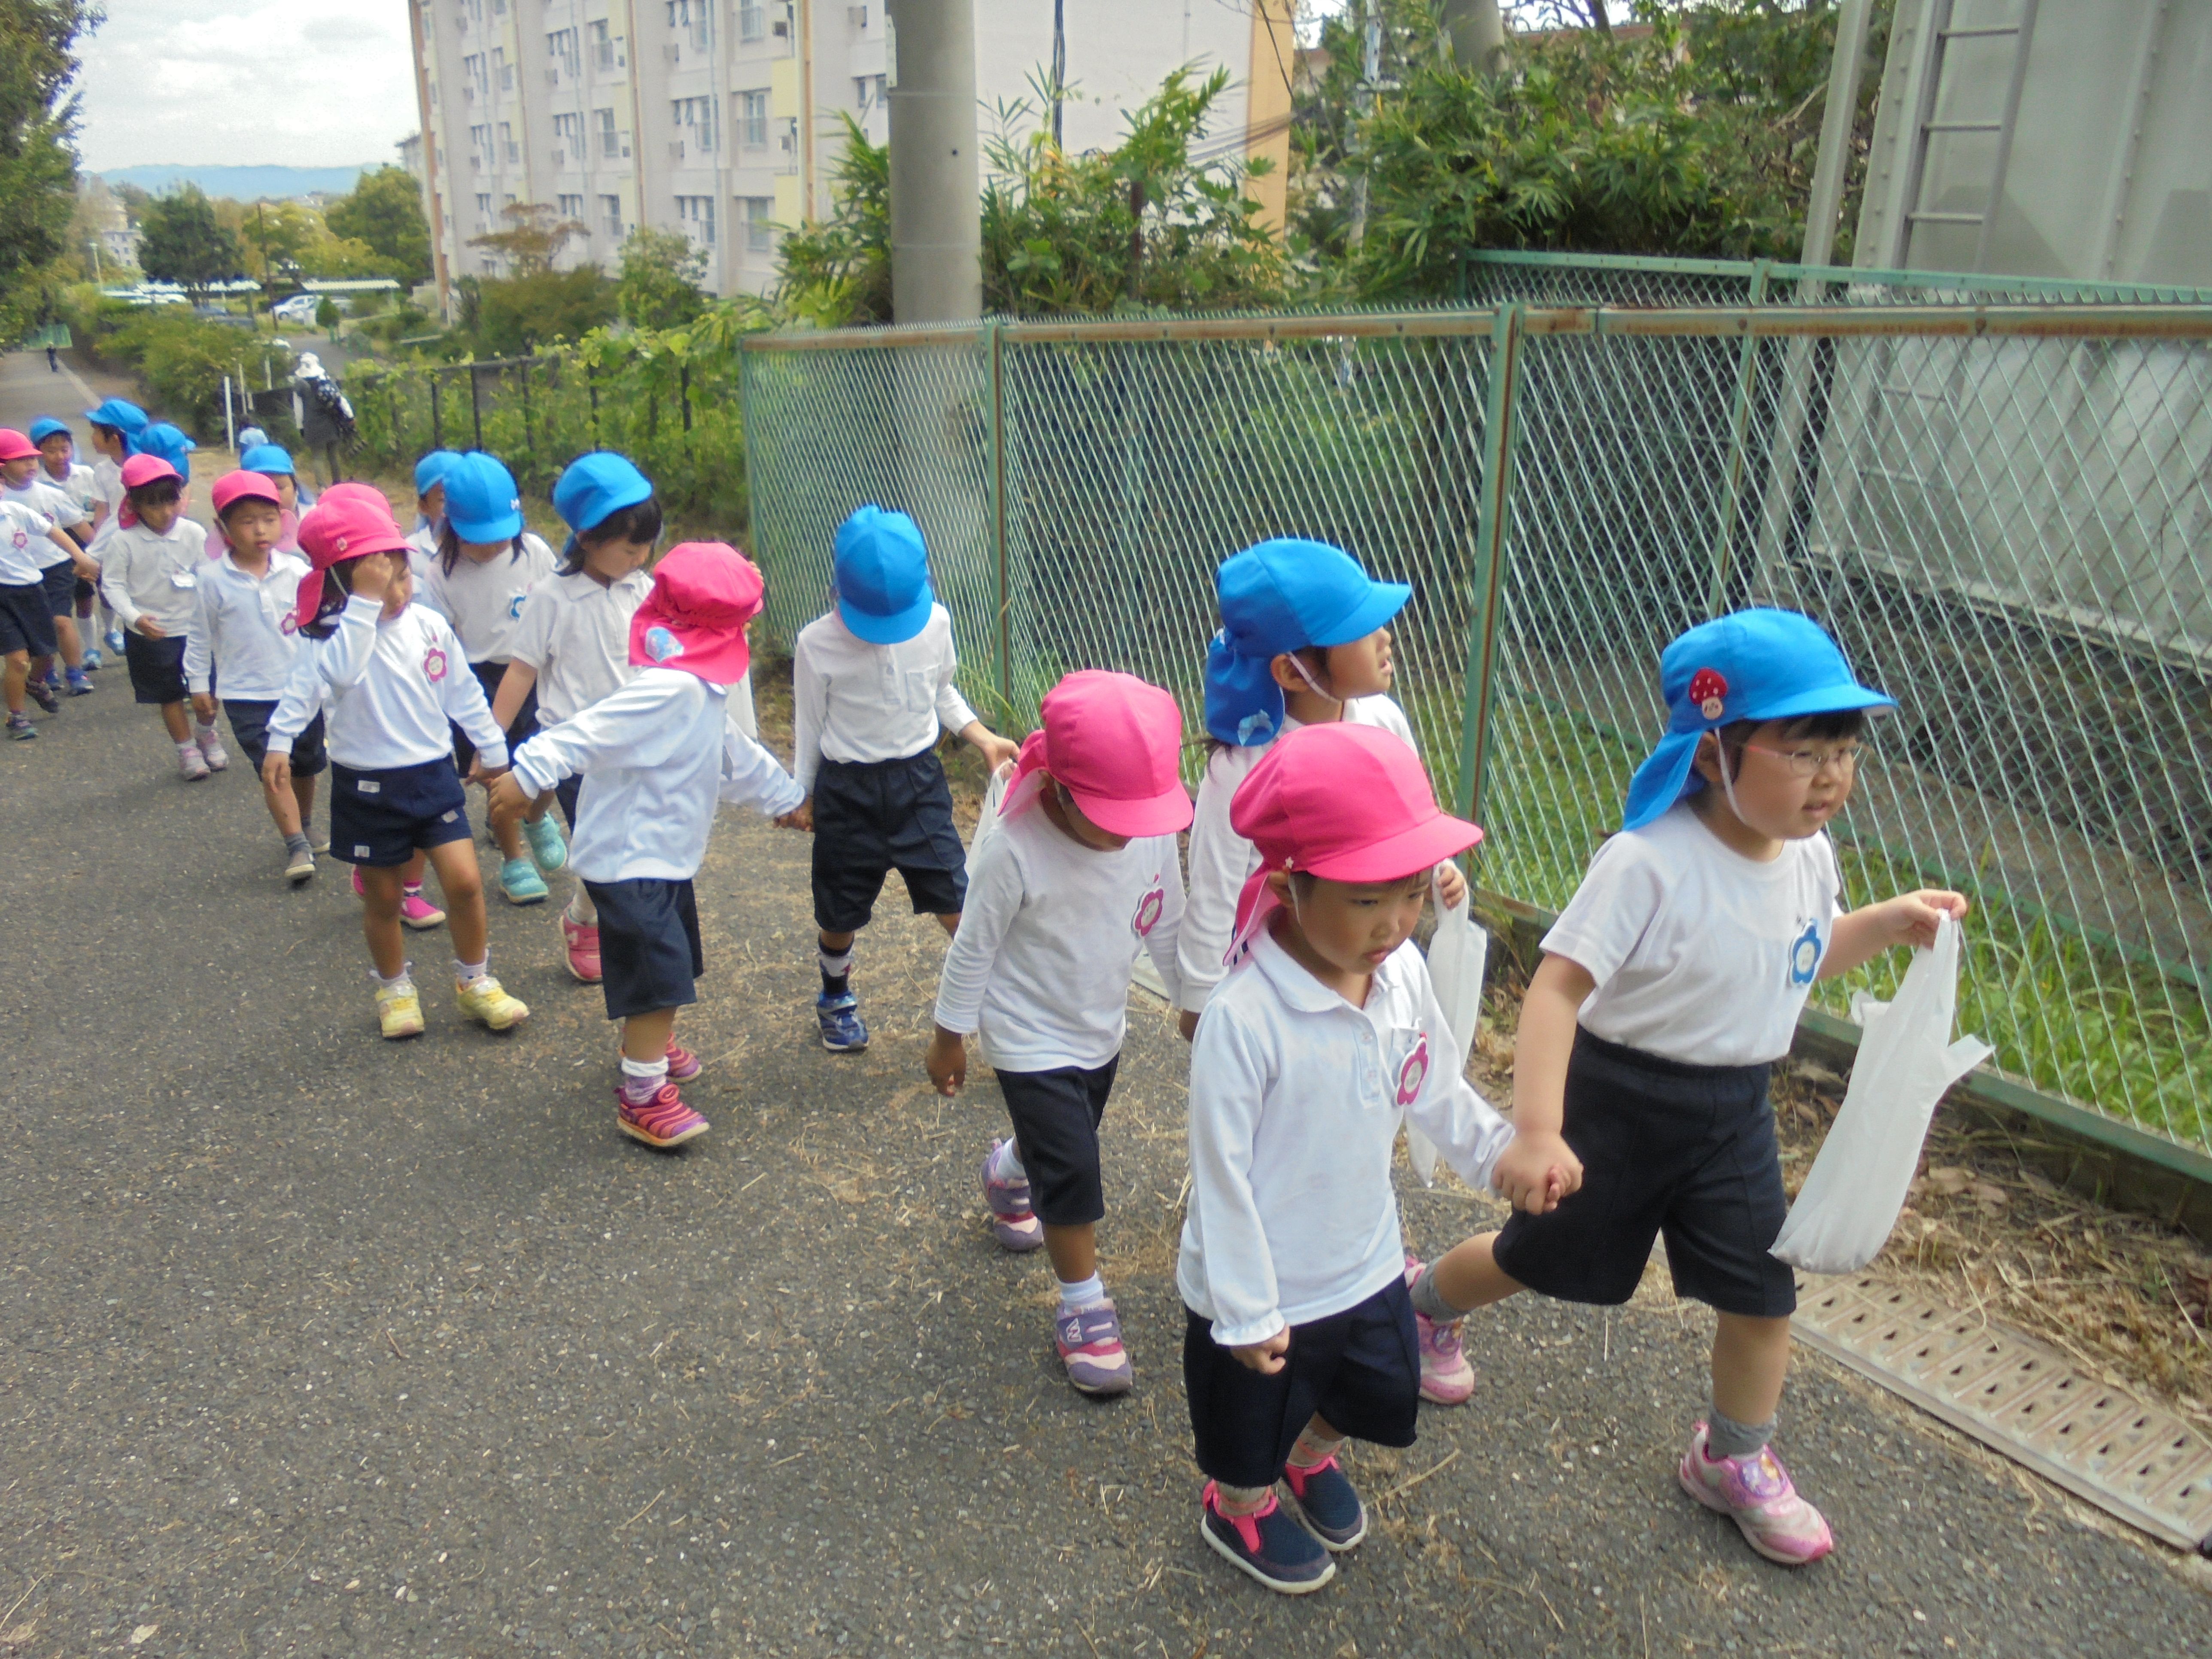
[
  {"xmin": 197, "ymin": 729, "xmax": 230, "ymax": 770},
  {"xmin": 178, "ymin": 744, "xmax": 211, "ymax": 781}
]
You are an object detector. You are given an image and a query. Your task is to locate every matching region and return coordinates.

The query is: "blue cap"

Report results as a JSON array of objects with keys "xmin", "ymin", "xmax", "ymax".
[
  {"xmin": 27, "ymin": 418, "xmax": 69, "ymax": 444},
  {"xmin": 1622, "ymin": 608, "xmax": 1896, "ymax": 832},
  {"xmin": 553, "ymin": 452, "xmax": 653, "ymax": 533},
  {"xmin": 241, "ymin": 443, "xmax": 295, "ymax": 477},
  {"xmin": 833, "ymin": 505, "xmax": 934, "ymax": 645},
  {"xmin": 236, "ymin": 426, "xmax": 269, "ymax": 452},
  {"xmin": 1202, "ymin": 538, "xmax": 1411, "ymax": 746},
  {"xmin": 442, "ymin": 452, "xmax": 524, "ymax": 543},
  {"xmin": 135, "ymin": 422, "xmax": 197, "ymax": 481},
  {"xmin": 413, "ymin": 449, "xmax": 465, "ymax": 497},
  {"xmin": 84, "ymin": 397, "xmax": 147, "ymax": 436}
]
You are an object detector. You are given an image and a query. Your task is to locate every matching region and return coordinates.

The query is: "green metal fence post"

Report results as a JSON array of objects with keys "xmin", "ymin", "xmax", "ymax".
[
  {"xmin": 1456, "ymin": 303, "xmax": 1526, "ymax": 825},
  {"xmin": 1706, "ymin": 258, "xmax": 1771, "ymax": 612},
  {"xmin": 989, "ymin": 321, "xmax": 1011, "ymax": 716}
]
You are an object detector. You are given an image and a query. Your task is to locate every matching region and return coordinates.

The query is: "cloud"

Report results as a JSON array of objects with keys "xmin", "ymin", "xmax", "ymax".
[{"xmin": 74, "ymin": 2, "xmax": 419, "ymax": 171}]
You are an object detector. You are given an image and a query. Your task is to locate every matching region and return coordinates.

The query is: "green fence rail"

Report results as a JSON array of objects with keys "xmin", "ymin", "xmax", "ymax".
[{"xmin": 740, "ymin": 299, "xmax": 2212, "ymax": 1182}]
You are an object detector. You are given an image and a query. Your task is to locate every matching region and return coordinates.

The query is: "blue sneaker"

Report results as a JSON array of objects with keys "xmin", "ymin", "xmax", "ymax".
[
  {"xmin": 65, "ymin": 667, "xmax": 94, "ymax": 696},
  {"xmin": 1281, "ymin": 1455, "xmax": 1367, "ymax": 1550},
  {"xmin": 497, "ymin": 855, "xmax": 549, "ymax": 905},
  {"xmin": 105, "ymin": 628, "xmax": 126, "ymax": 656},
  {"xmin": 6, "ymin": 713, "xmax": 36, "ymax": 741},
  {"xmin": 815, "ymin": 990, "xmax": 868, "ymax": 1051},
  {"xmin": 79, "ymin": 646, "xmax": 101, "ymax": 671},
  {"xmin": 522, "ymin": 810, "xmax": 568, "ymax": 872},
  {"xmin": 1199, "ymin": 1485, "xmax": 1334, "ymax": 1595}
]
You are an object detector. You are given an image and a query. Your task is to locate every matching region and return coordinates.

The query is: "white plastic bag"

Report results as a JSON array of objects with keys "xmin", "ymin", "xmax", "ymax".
[
  {"xmin": 1406, "ymin": 872, "xmax": 1490, "ymax": 1186},
  {"xmin": 1770, "ymin": 916, "xmax": 1991, "ymax": 1274},
  {"xmin": 966, "ymin": 760, "xmax": 1015, "ymax": 885}
]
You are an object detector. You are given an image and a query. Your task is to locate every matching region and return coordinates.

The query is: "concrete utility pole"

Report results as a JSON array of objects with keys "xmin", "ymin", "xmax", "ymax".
[
  {"xmin": 1440, "ymin": 0, "xmax": 1507, "ymax": 75},
  {"xmin": 1346, "ymin": 0, "xmax": 1384, "ymax": 246},
  {"xmin": 886, "ymin": 0, "xmax": 982, "ymax": 322}
]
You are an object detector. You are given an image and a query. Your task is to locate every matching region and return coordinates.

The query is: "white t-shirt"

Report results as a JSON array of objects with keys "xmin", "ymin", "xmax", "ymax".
[
  {"xmin": 1542, "ymin": 802, "xmax": 1845, "ymax": 1068},
  {"xmin": 507, "ymin": 567, "xmax": 651, "ymax": 725},
  {"xmin": 933, "ymin": 805, "xmax": 1185, "ymax": 1073},
  {"xmin": 416, "ymin": 532, "xmax": 557, "ymax": 662},
  {"xmin": 40, "ymin": 462, "xmax": 99, "ymax": 523},
  {"xmin": 1177, "ymin": 694, "xmax": 1418, "ymax": 1013},
  {"xmin": 0, "ymin": 499, "xmax": 55, "ymax": 585}
]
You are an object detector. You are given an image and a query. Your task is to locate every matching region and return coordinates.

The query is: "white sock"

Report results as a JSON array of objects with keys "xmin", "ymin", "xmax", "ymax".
[
  {"xmin": 619, "ymin": 1054, "xmax": 670, "ymax": 1103},
  {"xmin": 567, "ymin": 888, "xmax": 597, "ymax": 926},
  {"xmin": 177, "ymin": 739, "xmax": 198, "ymax": 757},
  {"xmin": 372, "ymin": 962, "xmax": 413, "ymax": 989},
  {"xmin": 454, "ymin": 956, "xmax": 488, "ymax": 985},
  {"xmin": 1057, "ymin": 1273, "xmax": 1106, "ymax": 1315},
  {"xmin": 196, "ymin": 723, "xmax": 219, "ymax": 744},
  {"xmin": 990, "ymin": 1139, "xmax": 1026, "ymax": 1182}
]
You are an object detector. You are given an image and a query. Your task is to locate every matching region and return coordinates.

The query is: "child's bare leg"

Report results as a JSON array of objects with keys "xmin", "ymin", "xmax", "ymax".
[
  {"xmin": 158, "ymin": 700, "xmax": 191, "ymax": 743},
  {"xmin": 425, "ymin": 840, "xmax": 487, "ymax": 964},
  {"xmin": 3, "ymin": 649, "xmax": 27, "ymax": 714},
  {"xmin": 1421, "ymin": 1231, "xmax": 1524, "ymax": 1316},
  {"xmin": 936, "ymin": 912, "xmax": 960, "ymax": 938},
  {"xmin": 263, "ymin": 766, "xmax": 304, "ymax": 837},
  {"xmin": 52, "ymin": 615, "xmax": 83, "ymax": 671},
  {"xmin": 291, "ymin": 772, "xmax": 317, "ymax": 829},
  {"xmin": 358, "ymin": 866, "xmax": 408, "ymax": 978},
  {"xmin": 491, "ymin": 807, "xmax": 527, "ymax": 862},
  {"xmin": 1711, "ymin": 1312, "xmax": 1791, "ymax": 1431},
  {"xmin": 1042, "ymin": 1221, "xmax": 1096, "ymax": 1287},
  {"xmin": 621, "ymin": 1008, "xmax": 678, "ymax": 1063}
]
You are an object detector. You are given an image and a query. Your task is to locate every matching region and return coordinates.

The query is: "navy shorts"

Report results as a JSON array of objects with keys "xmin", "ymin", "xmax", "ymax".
[
  {"xmin": 226, "ymin": 699, "xmax": 326, "ymax": 778},
  {"xmin": 124, "ymin": 632, "xmax": 189, "ymax": 704},
  {"xmin": 811, "ymin": 750, "xmax": 968, "ymax": 932},
  {"xmin": 452, "ymin": 659, "xmax": 538, "ymax": 776},
  {"xmin": 554, "ymin": 773, "xmax": 582, "ymax": 831},
  {"xmin": 997, "ymin": 1057, "xmax": 1119, "ymax": 1228},
  {"xmin": 0, "ymin": 580, "xmax": 56, "ymax": 657},
  {"xmin": 329, "ymin": 757, "xmax": 473, "ymax": 867},
  {"xmin": 39, "ymin": 560, "xmax": 76, "ymax": 618},
  {"xmin": 1492, "ymin": 1029, "xmax": 1795, "ymax": 1319},
  {"xmin": 1184, "ymin": 1279, "xmax": 1421, "ymax": 1489},
  {"xmin": 584, "ymin": 877, "xmax": 704, "ymax": 1021}
]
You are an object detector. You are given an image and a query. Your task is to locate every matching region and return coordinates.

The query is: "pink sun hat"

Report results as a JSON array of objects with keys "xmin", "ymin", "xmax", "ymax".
[
  {"xmin": 210, "ymin": 469, "xmax": 282, "ymax": 517},
  {"xmin": 628, "ymin": 541, "xmax": 763, "ymax": 686},
  {"xmin": 0, "ymin": 429, "xmax": 37, "ymax": 463},
  {"xmin": 1227, "ymin": 721, "xmax": 1482, "ymax": 956},
  {"xmin": 1002, "ymin": 670, "xmax": 1193, "ymax": 839},
  {"xmin": 292, "ymin": 492, "xmax": 414, "ymax": 630}
]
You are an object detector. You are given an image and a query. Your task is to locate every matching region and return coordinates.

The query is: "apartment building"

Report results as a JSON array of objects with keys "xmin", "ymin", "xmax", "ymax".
[{"xmin": 407, "ymin": 0, "xmax": 1295, "ymax": 315}]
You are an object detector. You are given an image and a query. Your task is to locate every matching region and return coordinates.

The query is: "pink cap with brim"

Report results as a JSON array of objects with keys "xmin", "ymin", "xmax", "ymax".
[
  {"xmin": 292, "ymin": 495, "xmax": 414, "ymax": 629},
  {"xmin": 0, "ymin": 430, "xmax": 37, "ymax": 462},
  {"xmin": 119, "ymin": 453, "xmax": 180, "ymax": 490},
  {"xmin": 627, "ymin": 541, "xmax": 763, "ymax": 686},
  {"xmin": 1226, "ymin": 722, "xmax": 1482, "ymax": 961},
  {"xmin": 1002, "ymin": 670, "xmax": 1193, "ymax": 840},
  {"xmin": 210, "ymin": 470, "xmax": 283, "ymax": 518}
]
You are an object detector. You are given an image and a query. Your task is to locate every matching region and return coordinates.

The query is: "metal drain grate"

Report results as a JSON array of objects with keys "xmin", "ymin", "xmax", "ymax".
[{"xmin": 1793, "ymin": 1275, "xmax": 2212, "ymax": 1554}]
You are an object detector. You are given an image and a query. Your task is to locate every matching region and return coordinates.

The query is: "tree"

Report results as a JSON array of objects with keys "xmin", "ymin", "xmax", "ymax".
[
  {"xmin": 239, "ymin": 199, "xmax": 313, "ymax": 283},
  {"xmin": 326, "ymin": 164, "xmax": 432, "ymax": 286},
  {"xmin": 139, "ymin": 184, "xmax": 245, "ymax": 295},
  {"xmin": 470, "ymin": 267, "xmax": 618, "ymax": 355},
  {"xmin": 616, "ymin": 227, "xmax": 708, "ymax": 330},
  {"xmin": 0, "ymin": 0, "xmax": 101, "ymax": 340},
  {"xmin": 772, "ymin": 115, "xmax": 890, "ymax": 326},
  {"xmin": 468, "ymin": 201, "xmax": 584, "ymax": 276}
]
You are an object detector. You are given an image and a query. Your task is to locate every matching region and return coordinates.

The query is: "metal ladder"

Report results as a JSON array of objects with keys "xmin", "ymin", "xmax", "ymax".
[{"xmin": 1896, "ymin": 0, "xmax": 2042, "ymax": 273}]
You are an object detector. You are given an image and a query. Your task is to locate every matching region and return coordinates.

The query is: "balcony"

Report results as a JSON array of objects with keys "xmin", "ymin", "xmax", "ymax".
[{"xmin": 505, "ymin": 142, "xmax": 520, "ymax": 164}]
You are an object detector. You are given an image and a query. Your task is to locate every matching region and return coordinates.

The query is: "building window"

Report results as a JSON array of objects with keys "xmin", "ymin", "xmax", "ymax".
[
  {"xmin": 589, "ymin": 18, "xmax": 616, "ymax": 71},
  {"xmin": 552, "ymin": 111, "xmax": 581, "ymax": 162},
  {"xmin": 475, "ymin": 192, "xmax": 493, "ymax": 219},
  {"xmin": 743, "ymin": 196, "xmax": 775, "ymax": 254},
  {"xmin": 676, "ymin": 194, "xmax": 715, "ymax": 246},
  {"xmin": 498, "ymin": 121, "xmax": 518, "ymax": 164},
  {"xmin": 493, "ymin": 47, "xmax": 513, "ymax": 91},
  {"xmin": 547, "ymin": 27, "xmax": 578, "ymax": 76},
  {"xmin": 738, "ymin": 1, "xmax": 764, "ymax": 41},
  {"xmin": 738, "ymin": 91, "xmax": 769, "ymax": 149},
  {"xmin": 601, "ymin": 194, "xmax": 623, "ymax": 241},
  {"xmin": 469, "ymin": 122, "xmax": 492, "ymax": 153},
  {"xmin": 596, "ymin": 106, "xmax": 621, "ymax": 158},
  {"xmin": 557, "ymin": 193, "xmax": 585, "ymax": 221},
  {"xmin": 854, "ymin": 73, "xmax": 885, "ymax": 115},
  {"xmin": 672, "ymin": 95, "xmax": 716, "ymax": 150},
  {"xmin": 461, "ymin": 51, "xmax": 484, "ymax": 88}
]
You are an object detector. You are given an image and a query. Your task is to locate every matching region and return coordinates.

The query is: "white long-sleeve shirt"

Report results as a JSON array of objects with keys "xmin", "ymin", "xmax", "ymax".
[
  {"xmin": 416, "ymin": 532, "xmax": 557, "ymax": 662},
  {"xmin": 183, "ymin": 550, "xmax": 310, "ymax": 699},
  {"xmin": 0, "ymin": 500, "xmax": 57, "ymax": 585},
  {"xmin": 266, "ymin": 595, "xmax": 505, "ymax": 772},
  {"xmin": 1177, "ymin": 694, "xmax": 1419, "ymax": 1013},
  {"xmin": 99, "ymin": 517, "xmax": 210, "ymax": 634},
  {"xmin": 1178, "ymin": 927, "xmax": 1513, "ymax": 1347},
  {"xmin": 506, "ymin": 567, "xmax": 651, "ymax": 725},
  {"xmin": 509, "ymin": 666, "xmax": 804, "ymax": 882},
  {"xmin": 790, "ymin": 605, "xmax": 980, "ymax": 793},
  {"xmin": 3, "ymin": 476, "xmax": 90, "ymax": 566},
  {"xmin": 933, "ymin": 806, "xmax": 1184, "ymax": 1073}
]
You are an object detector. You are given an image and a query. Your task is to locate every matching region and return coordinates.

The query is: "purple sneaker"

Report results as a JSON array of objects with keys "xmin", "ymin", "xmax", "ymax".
[
  {"xmin": 1055, "ymin": 1298, "xmax": 1133, "ymax": 1397},
  {"xmin": 1677, "ymin": 1422, "xmax": 1835, "ymax": 1565},
  {"xmin": 1405, "ymin": 1256, "xmax": 1475, "ymax": 1405},
  {"xmin": 979, "ymin": 1142, "xmax": 1043, "ymax": 1251}
]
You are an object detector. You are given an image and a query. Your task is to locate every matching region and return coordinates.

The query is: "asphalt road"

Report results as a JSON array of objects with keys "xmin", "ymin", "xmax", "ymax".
[{"xmin": 3, "ymin": 354, "xmax": 2208, "ymax": 1659}]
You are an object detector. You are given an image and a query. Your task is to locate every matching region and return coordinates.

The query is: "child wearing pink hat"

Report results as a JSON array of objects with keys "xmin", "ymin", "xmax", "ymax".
[
  {"xmin": 0, "ymin": 493, "xmax": 90, "ymax": 741},
  {"xmin": 489, "ymin": 543, "xmax": 806, "ymax": 1151},
  {"xmin": 97, "ymin": 455, "xmax": 218, "ymax": 778},
  {"xmin": 185, "ymin": 471, "xmax": 324, "ymax": 882},
  {"xmin": 927, "ymin": 670, "xmax": 1191, "ymax": 1397},
  {"xmin": 1178, "ymin": 721, "xmax": 1569, "ymax": 1595},
  {"xmin": 261, "ymin": 490, "xmax": 529, "ymax": 1042}
]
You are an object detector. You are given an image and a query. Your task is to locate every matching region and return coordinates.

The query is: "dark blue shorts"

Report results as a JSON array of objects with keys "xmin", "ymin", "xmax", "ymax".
[
  {"xmin": 811, "ymin": 749, "xmax": 968, "ymax": 932},
  {"xmin": 226, "ymin": 699, "xmax": 326, "ymax": 778},
  {"xmin": 997, "ymin": 1057, "xmax": 1119, "ymax": 1228},
  {"xmin": 1183, "ymin": 1278, "xmax": 1421, "ymax": 1489},
  {"xmin": 583, "ymin": 877, "xmax": 704, "ymax": 1021},
  {"xmin": 452, "ymin": 659, "xmax": 538, "ymax": 776},
  {"xmin": 39, "ymin": 559, "xmax": 75, "ymax": 618},
  {"xmin": 0, "ymin": 580, "xmax": 56, "ymax": 658},
  {"xmin": 124, "ymin": 632, "xmax": 189, "ymax": 704},
  {"xmin": 329, "ymin": 757, "xmax": 473, "ymax": 867},
  {"xmin": 1492, "ymin": 1029, "xmax": 1794, "ymax": 1319},
  {"xmin": 554, "ymin": 773, "xmax": 582, "ymax": 831}
]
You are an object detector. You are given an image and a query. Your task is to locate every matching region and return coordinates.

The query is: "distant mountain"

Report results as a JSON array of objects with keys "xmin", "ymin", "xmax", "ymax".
[{"xmin": 98, "ymin": 164, "xmax": 383, "ymax": 203}]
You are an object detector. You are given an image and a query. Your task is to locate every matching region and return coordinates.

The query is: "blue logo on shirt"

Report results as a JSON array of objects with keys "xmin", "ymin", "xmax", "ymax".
[
  {"xmin": 507, "ymin": 593, "xmax": 528, "ymax": 620},
  {"xmin": 1787, "ymin": 920, "xmax": 1823, "ymax": 988}
]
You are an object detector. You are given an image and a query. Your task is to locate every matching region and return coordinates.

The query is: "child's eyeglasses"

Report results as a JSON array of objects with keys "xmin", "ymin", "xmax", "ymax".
[{"xmin": 1744, "ymin": 741, "xmax": 1861, "ymax": 779}]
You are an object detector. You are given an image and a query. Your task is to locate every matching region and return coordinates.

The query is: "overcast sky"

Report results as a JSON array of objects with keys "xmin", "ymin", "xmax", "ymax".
[{"xmin": 73, "ymin": 2, "xmax": 418, "ymax": 172}]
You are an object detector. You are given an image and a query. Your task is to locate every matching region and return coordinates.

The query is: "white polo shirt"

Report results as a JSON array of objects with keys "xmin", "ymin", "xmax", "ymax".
[
  {"xmin": 3, "ymin": 475, "xmax": 89, "ymax": 566},
  {"xmin": 183, "ymin": 550, "xmax": 311, "ymax": 699},
  {"xmin": 99, "ymin": 517, "xmax": 209, "ymax": 634},
  {"xmin": 0, "ymin": 499, "xmax": 55, "ymax": 585},
  {"xmin": 507, "ymin": 566, "xmax": 652, "ymax": 725},
  {"xmin": 416, "ymin": 532, "xmax": 557, "ymax": 662},
  {"xmin": 791, "ymin": 605, "xmax": 981, "ymax": 793}
]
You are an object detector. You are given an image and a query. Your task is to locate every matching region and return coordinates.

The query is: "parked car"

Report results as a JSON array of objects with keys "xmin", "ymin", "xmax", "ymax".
[{"xmin": 270, "ymin": 295, "xmax": 322, "ymax": 325}]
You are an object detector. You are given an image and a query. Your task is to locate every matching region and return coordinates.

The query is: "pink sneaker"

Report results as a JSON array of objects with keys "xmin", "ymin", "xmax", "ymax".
[
  {"xmin": 617, "ymin": 1080, "xmax": 710, "ymax": 1149},
  {"xmin": 1055, "ymin": 1299, "xmax": 1133, "ymax": 1396},
  {"xmin": 664, "ymin": 1039, "xmax": 702, "ymax": 1081},
  {"xmin": 400, "ymin": 888, "xmax": 447, "ymax": 930},
  {"xmin": 562, "ymin": 914, "xmax": 602, "ymax": 982},
  {"xmin": 979, "ymin": 1142, "xmax": 1044, "ymax": 1251},
  {"xmin": 1677, "ymin": 1423, "xmax": 1835, "ymax": 1565},
  {"xmin": 1404, "ymin": 1257, "xmax": 1475, "ymax": 1405}
]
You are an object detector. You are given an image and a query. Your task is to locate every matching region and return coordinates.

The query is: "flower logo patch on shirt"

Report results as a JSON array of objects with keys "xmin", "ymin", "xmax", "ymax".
[
  {"xmin": 1787, "ymin": 919, "xmax": 1823, "ymax": 988},
  {"xmin": 644, "ymin": 625, "xmax": 684, "ymax": 662},
  {"xmin": 1395, "ymin": 1033, "xmax": 1431, "ymax": 1106},
  {"xmin": 1131, "ymin": 886, "xmax": 1165, "ymax": 938},
  {"xmin": 424, "ymin": 645, "xmax": 449, "ymax": 683},
  {"xmin": 8, "ymin": 529, "xmax": 25, "ymax": 552}
]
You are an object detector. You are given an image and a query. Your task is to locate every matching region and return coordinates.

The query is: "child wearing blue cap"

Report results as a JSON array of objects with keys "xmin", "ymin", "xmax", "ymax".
[
  {"xmin": 489, "ymin": 451, "xmax": 665, "ymax": 984},
  {"xmin": 417, "ymin": 452, "xmax": 559, "ymax": 905},
  {"xmin": 82, "ymin": 401, "xmax": 146, "ymax": 654},
  {"xmin": 789, "ymin": 504, "xmax": 1021, "ymax": 1051},
  {"xmin": 1408, "ymin": 608, "xmax": 1969, "ymax": 1569},
  {"xmin": 406, "ymin": 450, "xmax": 465, "ymax": 577},
  {"xmin": 241, "ymin": 444, "xmax": 310, "ymax": 552}
]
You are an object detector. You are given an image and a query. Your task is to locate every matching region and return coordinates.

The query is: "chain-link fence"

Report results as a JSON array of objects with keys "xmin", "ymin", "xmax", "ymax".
[{"xmin": 741, "ymin": 299, "xmax": 2212, "ymax": 1178}]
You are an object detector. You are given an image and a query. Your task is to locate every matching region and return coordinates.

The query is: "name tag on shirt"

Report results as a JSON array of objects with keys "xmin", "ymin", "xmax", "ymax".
[{"xmin": 168, "ymin": 569, "xmax": 198, "ymax": 590}]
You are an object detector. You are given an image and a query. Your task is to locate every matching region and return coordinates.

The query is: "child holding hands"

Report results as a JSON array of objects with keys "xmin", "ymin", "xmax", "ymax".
[
  {"xmin": 1407, "ymin": 610, "xmax": 1967, "ymax": 1568},
  {"xmin": 928, "ymin": 671, "xmax": 1189, "ymax": 1397}
]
